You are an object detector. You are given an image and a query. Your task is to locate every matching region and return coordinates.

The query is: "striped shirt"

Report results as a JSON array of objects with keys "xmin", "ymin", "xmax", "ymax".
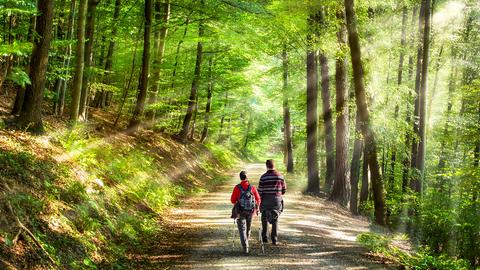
[{"xmin": 258, "ymin": 170, "xmax": 286, "ymax": 197}]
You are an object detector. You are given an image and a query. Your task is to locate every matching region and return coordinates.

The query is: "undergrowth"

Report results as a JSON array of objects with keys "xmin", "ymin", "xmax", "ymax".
[
  {"xmin": 357, "ymin": 232, "xmax": 472, "ymax": 270},
  {"xmin": 0, "ymin": 125, "xmax": 238, "ymax": 269}
]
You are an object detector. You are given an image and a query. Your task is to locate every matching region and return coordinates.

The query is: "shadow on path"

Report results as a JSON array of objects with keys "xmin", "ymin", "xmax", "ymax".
[{"xmin": 131, "ymin": 164, "xmax": 392, "ymax": 270}]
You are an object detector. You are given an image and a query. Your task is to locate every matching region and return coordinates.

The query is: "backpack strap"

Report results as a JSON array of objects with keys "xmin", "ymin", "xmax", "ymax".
[{"xmin": 237, "ymin": 183, "xmax": 251, "ymax": 192}]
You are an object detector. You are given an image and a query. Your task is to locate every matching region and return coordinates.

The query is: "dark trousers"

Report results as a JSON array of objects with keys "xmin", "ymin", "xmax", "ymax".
[
  {"xmin": 261, "ymin": 211, "xmax": 278, "ymax": 243},
  {"xmin": 236, "ymin": 214, "xmax": 252, "ymax": 248}
]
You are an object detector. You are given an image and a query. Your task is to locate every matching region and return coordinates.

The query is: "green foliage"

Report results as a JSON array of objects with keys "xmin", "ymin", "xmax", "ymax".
[
  {"xmin": 7, "ymin": 67, "xmax": 31, "ymax": 87},
  {"xmin": 0, "ymin": 41, "xmax": 32, "ymax": 57},
  {"xmin": 358, "ymin": 233, "xmax": 471, "ymax": 270}
]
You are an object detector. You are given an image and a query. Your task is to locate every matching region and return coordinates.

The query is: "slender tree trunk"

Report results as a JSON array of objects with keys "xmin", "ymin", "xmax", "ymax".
[
  {"xmin": 330, "ymin": 11, "xmax": 349, "ymax": 206},
  {"xmin": 146, "ymin": 0, "xmax": 170, "ymax": 120},
  {"xmin": 389, "ymin": 6, "xmax": 408, "ymax": 189},
  {"xmin": 402, "ymin": 5, "xmax": 419, "ymax": 193},
  {"xmin": 427, "ymin": 45, "xmax": 443, "ymax": 124},
  {"xmin": 170, "ymin": 17, "xmax": 189, "ymax": 92},
  {"xmin": 438, "ymin": 50, "xmax": 456, "ymax": 173},
  {"xmin": 345, "ymin": 0, "xmax": 386, "ymax": 225},
  {"xmin": 127, "ymin": 0, "xmax": 153, "ymax": 132},
  {"xmin": 16, "ymin": 0, "xmax": 55, "ymax": 133},
  {"xmin": 360, "ymin": 146, "xmax": 369, "ymax": 206},
  {"xmin": 319, "ymin": 53, "xmax": 335, "ymax": 190},
  {"xmin": 97, "ymin": 0, "xmax": 121, "ymax": 109},
  {"xmin": 306, "ymin": 18, "xmax": 320, "ymax": 194},
  {"xmin": 79, "ymin": 0, "xmax": 100, "ymax": 121},
  {"xmin": 282, "ymin": 47, "xmax": 294, "ymax": 173},
  {"xmin": 189, "ymin": 94, "xmax": 199, "ymax": 140},
  {"xmin": 200, "ymin": 57, "xmax": 213, "ymax": 142},
  {"xmin": 415, "ymin": 0, "xmax": 431, "ymax": 191},
  {"xmin": 113, "ymin": 26, "xmax": 141, "ymax": 127},
  {"xmin": 410, "ymin": 0, "xmax": 426, "ymax": 192},
  {"xmin": 178, "ymin": 3, "xmax": 204, "ymax": 143},
  {"xmin": 70, "ymin": 0, "xmax": 88, "ymax": 121},
  {"xmin": 57, "ymin": 0, "xmax": 76, "ymax": 115},
  {"xmin": 350, "ymin": 111, "xmax": 363, "ymax": 214}
]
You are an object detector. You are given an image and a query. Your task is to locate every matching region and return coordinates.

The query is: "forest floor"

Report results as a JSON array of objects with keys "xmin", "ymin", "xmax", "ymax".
[{"xmin": 130, "ymin": 163, "xmax": 395, "ymax": 270}]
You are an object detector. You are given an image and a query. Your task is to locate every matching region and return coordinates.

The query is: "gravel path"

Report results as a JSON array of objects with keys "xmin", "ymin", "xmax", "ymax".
[{"xmin": 133, "ymin": 164, "xmax": 391, "ymax": 270}]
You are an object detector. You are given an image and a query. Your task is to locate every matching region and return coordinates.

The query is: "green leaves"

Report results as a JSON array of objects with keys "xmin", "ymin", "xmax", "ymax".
[{"xmin": 8, "ymin": 67, "xmax": 31, "ymax": 88}]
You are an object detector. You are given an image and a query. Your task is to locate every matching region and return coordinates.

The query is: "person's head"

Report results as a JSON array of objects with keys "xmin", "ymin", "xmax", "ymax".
[
  {"xmin": 239, "ymin": 171, "xmax": 247, "ymax": 180},
  {"xmin": 266, "ymin": 159, "xmax": 274, "ymax": 170}
]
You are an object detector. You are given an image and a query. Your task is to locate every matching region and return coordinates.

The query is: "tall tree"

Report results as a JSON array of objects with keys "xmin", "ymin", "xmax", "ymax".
[
  {"xmin": 177, "ymin": 1, "xmax": 205, "ymax": 143},
  {"xmin": 306, "ymin": 13, "xmax": 320, "ymax": 194},
  {"xmin": 146, "ymin": 0, "xmax": 170, "ymax": 120},
  {"xmin": 200, "ymin": 57, "xmax": 213, "ymax": 142},
  {"xmin": 16, "ymin": 0, "xmax": 55, "ymax": 133},
  {"xmin": 282, "ymin": 47, "xmax": 294, "ymax": 173},
  {"xmin": 70, "ymin": 0, "xmax": 88, "ymax": 121},
  {"xmin": 410, "ymin": 0, "xmax": 426, "ymax": 193},
  {"xmin": 94, "ymin": 0, "xmax": 121, "ymax": 108},
  {"xmin": 359, "ymin": 146, "xmax": 369, "ymax": 206},
  {"xmin": 330, "ymin": 10, "xmax": 349, "ymax": 206},
  {"xmin": 319, "ymin": 52, "xmax": 335, "ymax": 190},
  {"xmin": 389, "ymin": 5, "xmax": 408, "ymax": 188},
  {"xmin": 79, "ymin": 0, "xmax": 100, "ymax": 121},
  {"xmin": 344, "ymin": 0, "xmax": 386, "ymax": 225},
  {"xmin": 127, "ymin": 0, "xmax": 153, "ymax": 132},
  {"xmin": 350, "ymin": 111, "xmax": 363, "ymax": 214},
  {"xmin": 415, "ymin": 0, "xmax": 431, "ymax": 191}
]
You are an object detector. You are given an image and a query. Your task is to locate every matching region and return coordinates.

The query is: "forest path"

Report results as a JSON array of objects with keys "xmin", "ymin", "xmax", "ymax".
[{"xmin": 132, "ymin": 163, "xmax": 390, "ymax": 269}]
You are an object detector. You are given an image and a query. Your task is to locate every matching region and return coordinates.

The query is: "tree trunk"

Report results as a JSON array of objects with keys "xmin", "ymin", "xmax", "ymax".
[
  {"xmin": 79, "ymin": 0, "xmax": 100, "ymax": 121},
  {"xmin": 350, "ymin": 111, "xmax": 363, "ymax": 214},
  {"xmin": 389, "ymin": 6, "xmax": 408, "ymax": 189},
  {"xmin": 402, "ymin": 5, "xmax": 419, "ymax": 193},
  {"xmin": 345, "ymin": 0, "xmax": 386, "ymax": 225},
  {"xmin": 16, "ymin": 0, "xmax": 55, "ymax": 133},
  {"xmin": 306, "ymin": 17, "xmax": 320, "ymax": 194},
  {"xmin": 330, "ymin": 11, "xmax": 349, "ymax": 206},
  {"xmin": 189, "ymin": 94, "xmax": 199, "ymax": 140},
  {"xmin": 282, "ymin": 47, "xmax": 294, "ymax": 173},
  {"xmin": 359, "ymin": 146, "xmax": 369, "ymax": 206},
  {"xmin": 200, "ymin": 57, "xmax": 213, "ymax": 142},
  {"xmin": 438, "ymin": 51, "xmax": 456, "ymax": 170},
  {"xmin": 127, "ymin": 0, "xmax": 153, "ymax": 132},
  {"xmin": 319, "ymin": 53, "xmax": 335, "ymax": 190},
  {"xmin": 146, "ymin": 0, "xmax": 170, "ymax": 121},
  {"xmin": 98, "ymin": 0, "xmax": 121, "ymax": 109},
  {"xmin": 415, "ymin": 0, "xmax": 431, "ymax": 191},
  {"xmin": 70, "ymin": 0, "xmax": 88, "ymax": 121},
  {"xmin": 410, "ymin": 0, "xmax": 426, "ymax": 192},
  {"xmin": 178, "ymin": 3, "xmax": 204, "ymax": 143},
  {"xmin": 427, "ymin": 45, "xmax": 443, "ymax": 124},
  {"xmin": 113, "ymin": 31, "xmax": 141, "ymax": 127}
]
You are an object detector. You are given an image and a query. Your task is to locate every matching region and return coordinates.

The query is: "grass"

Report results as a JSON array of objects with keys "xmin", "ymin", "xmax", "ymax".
[{"xmin": 0, "ymin": 124, "xmax": 239, "ymax": 269}]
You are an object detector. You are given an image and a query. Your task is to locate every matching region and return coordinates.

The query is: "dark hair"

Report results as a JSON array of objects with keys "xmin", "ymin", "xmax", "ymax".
[
  {"xmin": 266, "ymin": 159, "xmax": 274, "ymax": 169},
  {"xmin": 239, "ymin": 171, "xmax": 247, "ymax": 180}
]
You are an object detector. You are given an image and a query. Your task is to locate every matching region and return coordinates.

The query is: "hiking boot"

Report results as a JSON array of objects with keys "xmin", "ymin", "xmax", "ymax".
[{"xmin": 272, "ymin": 237, "xmax": 278, "ymax": 245}]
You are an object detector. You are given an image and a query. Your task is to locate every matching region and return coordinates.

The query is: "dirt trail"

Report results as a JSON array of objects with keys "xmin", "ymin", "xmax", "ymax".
[{"xmin": 134, "ymin": 164, "xmax": 390, "ymax": 269}]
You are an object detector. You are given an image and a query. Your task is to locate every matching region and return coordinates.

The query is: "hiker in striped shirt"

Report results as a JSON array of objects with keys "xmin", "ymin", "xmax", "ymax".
[{"xmin": 258, "ymin": 159, "xmax": 286, "ymax": 245}]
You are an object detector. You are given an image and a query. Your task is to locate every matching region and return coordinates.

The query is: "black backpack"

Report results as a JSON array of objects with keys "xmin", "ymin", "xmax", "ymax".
[{"xmin": 237, "ymin": 184, "xmax": 255, "ymax": 214}]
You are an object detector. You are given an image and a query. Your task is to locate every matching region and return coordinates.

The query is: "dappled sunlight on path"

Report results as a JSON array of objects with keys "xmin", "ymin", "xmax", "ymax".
[{"xmin": 135, "ymin": 164, "xmax": 390, "ymax": 269}]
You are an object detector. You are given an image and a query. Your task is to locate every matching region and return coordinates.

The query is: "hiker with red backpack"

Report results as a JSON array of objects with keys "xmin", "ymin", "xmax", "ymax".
[{"xmin": 230, "ymin": 171, "xmax": 261, "ymax": 254}]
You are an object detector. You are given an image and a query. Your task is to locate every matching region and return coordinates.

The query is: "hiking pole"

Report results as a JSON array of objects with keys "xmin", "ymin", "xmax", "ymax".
[
  {"xmin": 232, "ymin": 218, "xmax": 236, "ymax": 249},
  {"xmin": 258, "ymin": 214, "xmax": 264, "ymax": 254}
]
